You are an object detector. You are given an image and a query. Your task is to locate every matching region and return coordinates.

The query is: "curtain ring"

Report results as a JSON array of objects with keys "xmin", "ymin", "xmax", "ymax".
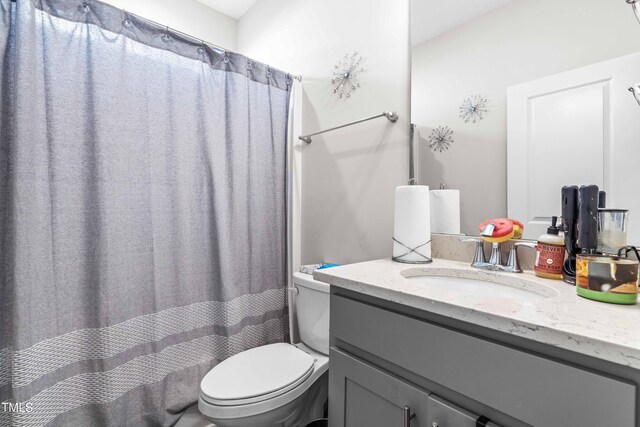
[
  {"xmin": 122, "ymin": 10, "xmax": 133, "ymax": 29},
  {"xmin": 197, "ymin": 40, "xmax": 206, "ymax": 55},
  {"xmin": 162, "ymin": 26, "xmax": 172, "ymax": 43}
]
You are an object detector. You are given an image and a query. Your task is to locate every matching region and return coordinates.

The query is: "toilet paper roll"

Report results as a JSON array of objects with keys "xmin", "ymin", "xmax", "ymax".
[
  {"xmin": 393, "ymin": 186, "xmax": 431, "ymax": 263},
  {"xmin": 429, "ymin": 189, "xmax": 460, "ymax": 234}
]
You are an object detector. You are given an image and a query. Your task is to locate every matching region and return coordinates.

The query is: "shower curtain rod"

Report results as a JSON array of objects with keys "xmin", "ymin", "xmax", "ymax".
[
  {"xmin": 8, "ymin": 0, "xmax": 303, "ymax": 81},
  {"xmin": 298, "ymin": 111, "xmax": 398, "ymax": 143},
  {"xmin": 121, "ymin": 8, "xmax": 303, "ymax": 82}
]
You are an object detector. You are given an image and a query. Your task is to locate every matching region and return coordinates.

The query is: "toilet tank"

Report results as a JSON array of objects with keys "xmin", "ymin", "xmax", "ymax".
[{"xmin": 293, "ymin": 272, "xmax": 330, "ymax": 355}]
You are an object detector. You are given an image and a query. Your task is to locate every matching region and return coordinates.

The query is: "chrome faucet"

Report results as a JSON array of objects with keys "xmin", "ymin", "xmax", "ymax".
[{"xmin": 459, "ymin": 237, "xmax": 536, "ymax": 273}]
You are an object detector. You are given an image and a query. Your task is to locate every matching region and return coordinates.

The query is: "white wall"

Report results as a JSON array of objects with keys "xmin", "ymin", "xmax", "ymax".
[
  {"xmin": 101, "ymin": 0, "xmax": 237, "ymax": 51},
  {"xmin": 239, "ymin": 0, "xmax": 411, "ymax": 265},
  {"xmin": 412, "ymin": 0, "xmax": 640, "ymax": 234}
]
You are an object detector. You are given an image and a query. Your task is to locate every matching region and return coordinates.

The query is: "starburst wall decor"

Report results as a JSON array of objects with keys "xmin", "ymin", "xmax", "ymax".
[
  {"xmin": 427, "ymin": 126, "xmax": 454, "ymax": 153},
  {"xmin": 331, "ymin": 52, "xmax": 364, "ymax": 99},
  {"xmin": 459, "ymin": 94, "xmax": 488, "ymax": 123}
]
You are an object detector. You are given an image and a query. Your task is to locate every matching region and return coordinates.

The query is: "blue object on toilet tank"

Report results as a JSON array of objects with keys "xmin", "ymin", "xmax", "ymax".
[
  {"xmin": 299, "ymin": 263, "xmax": 341, "ymax": 274},
  {"xmin": 318, "ymin": 263, "xmax": 340, "ymax": 270}
]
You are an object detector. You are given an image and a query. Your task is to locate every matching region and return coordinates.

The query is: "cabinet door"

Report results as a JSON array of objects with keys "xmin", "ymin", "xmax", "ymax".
[{"xmin": 329, "ymin": 348, "xmax": 429, "ymax": 427}]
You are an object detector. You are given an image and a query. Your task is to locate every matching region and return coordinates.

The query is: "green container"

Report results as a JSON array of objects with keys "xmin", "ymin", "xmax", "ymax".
[{"xmin": 576, "ymin": 255, "xmax": 639, "ymax": 304}]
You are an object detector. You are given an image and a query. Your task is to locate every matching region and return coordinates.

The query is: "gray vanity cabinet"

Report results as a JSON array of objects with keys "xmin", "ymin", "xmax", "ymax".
[{"xmin": 329, "ymin": 290, "xmax": 638, "ymax": 427}]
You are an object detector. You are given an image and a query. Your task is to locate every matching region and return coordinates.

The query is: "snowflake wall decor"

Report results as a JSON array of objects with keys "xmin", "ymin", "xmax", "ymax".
[
  {"xmin": 427, "ymin": 126, "xmax": 454, "ymax": 153},
  {"xmin": 459, "ymin": 94, "xmax": 488, "ymax": 123},
  {"xmin": 331, "ymin": 52, "xmax": 364, "ymax": 99}
]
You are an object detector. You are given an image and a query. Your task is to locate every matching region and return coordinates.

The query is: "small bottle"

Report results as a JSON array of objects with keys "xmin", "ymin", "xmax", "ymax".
[{"xmin": 534, "ymin": 216, "xmax": 565, "ymax": 280}]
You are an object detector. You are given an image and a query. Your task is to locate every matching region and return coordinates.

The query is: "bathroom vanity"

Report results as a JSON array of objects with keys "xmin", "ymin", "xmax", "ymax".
[{"xmin": 315, "ymin": 259, "xmax": 640, "ymax": 427}]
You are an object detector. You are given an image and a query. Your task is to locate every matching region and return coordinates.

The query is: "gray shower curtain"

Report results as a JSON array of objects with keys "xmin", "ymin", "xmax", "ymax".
[{"xmin": 0, "ymin": 0, "xmax": 291, "ymax": 426}]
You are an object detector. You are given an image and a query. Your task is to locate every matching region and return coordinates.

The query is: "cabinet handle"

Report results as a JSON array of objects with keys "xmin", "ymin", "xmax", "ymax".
[{"xmin": 403, "ymin": 405, "xmax": 416, "ymax": 426}]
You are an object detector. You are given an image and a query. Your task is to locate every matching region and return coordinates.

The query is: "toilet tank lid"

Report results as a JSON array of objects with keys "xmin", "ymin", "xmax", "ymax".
[
  {"xmin": 293, "ymin": 272, "xmax": 330, "ymax": 293},
  {"xmin": 200, "ymin": 343, "xmax": 314, "ymax": 402}
]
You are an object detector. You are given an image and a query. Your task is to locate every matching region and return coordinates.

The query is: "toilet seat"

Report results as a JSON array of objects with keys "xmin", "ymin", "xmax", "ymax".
[
  {"xmin": 200, "ymin": 343, "xmax": 315, "ymax": 406},
  {"xmin": 199, "ymin": 343, "xmax": 329, "ymax": 424}
]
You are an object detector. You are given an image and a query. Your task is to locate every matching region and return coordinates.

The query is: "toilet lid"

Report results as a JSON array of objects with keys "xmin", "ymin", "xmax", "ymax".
[{"xmin": 200, "ymin": 343, "xmax": 314, "ymax": 405}]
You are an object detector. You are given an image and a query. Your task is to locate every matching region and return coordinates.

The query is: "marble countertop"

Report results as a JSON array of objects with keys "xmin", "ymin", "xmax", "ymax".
[{"xmin": 314, "ymin": 258, "xmax": 640, "ymax": 369}]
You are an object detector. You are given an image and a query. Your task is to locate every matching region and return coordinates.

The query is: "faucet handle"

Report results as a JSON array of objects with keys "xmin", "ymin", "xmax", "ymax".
[
  {"xmin": 459, "ymin": 237, "xmax": 483, "ymax": 244},
  {"xmin": 459, "ymin": 237, "xmax": 486, "ymax": 265},
  {"xmin": 513, "ymin": 241, "xmax": 537, "ymax": 249},
  {"xmin": 505, "ymin": 241, "xmax": 537, "ymax": 273}
]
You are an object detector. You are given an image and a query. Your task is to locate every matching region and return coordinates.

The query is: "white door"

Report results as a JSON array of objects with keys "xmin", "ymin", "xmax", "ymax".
[{"xmin": 507, "ymin": 52, "xmax": 640, "ymax": 242}]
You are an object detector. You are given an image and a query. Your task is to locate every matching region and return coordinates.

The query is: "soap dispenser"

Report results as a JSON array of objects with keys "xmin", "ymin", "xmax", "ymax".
[{"xmin": 534, "ymin": 216, "xmax": 565, "ymax": 280}]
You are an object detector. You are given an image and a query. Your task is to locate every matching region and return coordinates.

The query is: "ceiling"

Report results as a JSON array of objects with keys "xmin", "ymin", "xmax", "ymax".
[
  {"xmin": 195, "ymin": 0, "xmax": 260, "ymax": 19},
  {"xmin": 412, "ymin": 0, "xmax": 514, "ymax": 46},
  {"xmin": 195, "ymin": 0, "xmax": 515, "ymax": 43}
]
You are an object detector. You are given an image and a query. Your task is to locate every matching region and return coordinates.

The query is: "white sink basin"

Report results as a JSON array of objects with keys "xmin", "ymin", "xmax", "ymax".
[{"xmin": 402, "ymin": 268, "xmax": 558, "ymax": 301}]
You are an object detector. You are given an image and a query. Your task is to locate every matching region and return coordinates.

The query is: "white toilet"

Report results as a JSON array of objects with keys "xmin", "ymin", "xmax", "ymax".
[{"xmin": 198, "ymin": 272, "xmax": 330, "ymax": 427}]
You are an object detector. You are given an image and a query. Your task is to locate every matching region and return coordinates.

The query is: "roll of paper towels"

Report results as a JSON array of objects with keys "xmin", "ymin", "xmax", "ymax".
[
  {"xmin": 430, "ymin": 189, "xmax": 460, "ymax": 234},
  {"xmin": 393, "ymin": 186, "xmax": 431, "ymax": 263}
]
